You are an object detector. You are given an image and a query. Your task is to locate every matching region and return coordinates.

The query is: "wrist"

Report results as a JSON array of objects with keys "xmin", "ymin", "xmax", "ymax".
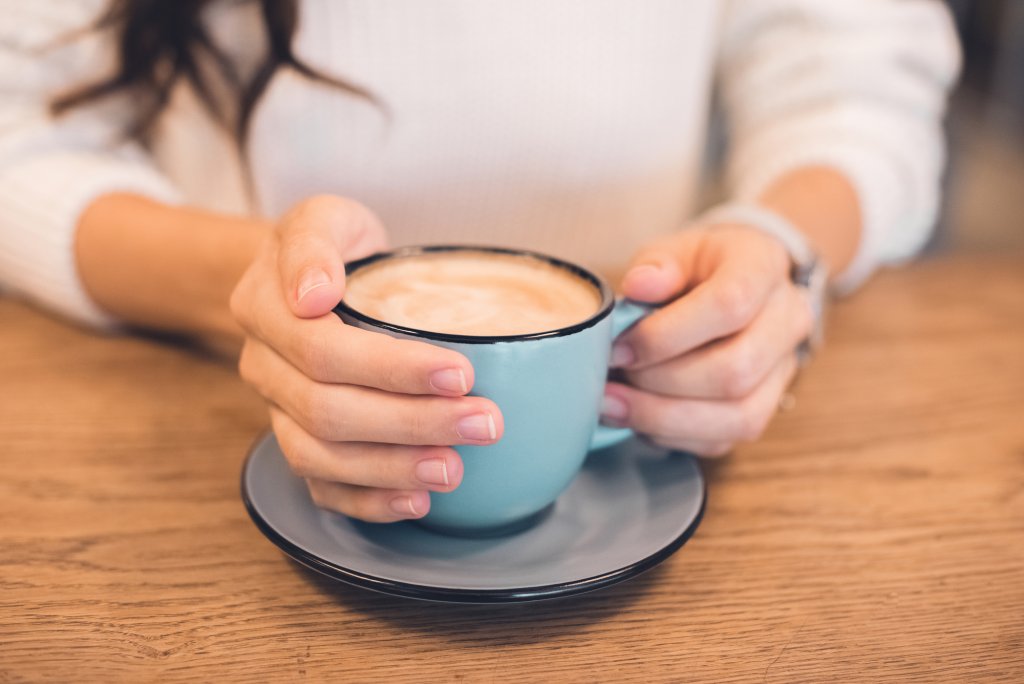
[
  {"xmin": 203, "ymin": 218, "xmax": 271, "ymax": 350},
  {"xmin": 753, "ymin": 166, "xmax": 861, "ymax": 277},
  {"xmin": 700, "ymin": 202, "xmax": 829, "ymax": 356},
  {"xmin": 77, "ymin": 193, "xmax": 271, "ymax": 353},
  {"xmin": 701, "ymin": 202, "xmax": 828, "ymax": 280}
]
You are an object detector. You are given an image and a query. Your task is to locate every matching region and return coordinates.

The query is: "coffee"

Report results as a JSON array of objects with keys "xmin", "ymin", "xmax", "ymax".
[{"xmin": 343, "ymin": 250, "xmax": 602, "ymax": 336}]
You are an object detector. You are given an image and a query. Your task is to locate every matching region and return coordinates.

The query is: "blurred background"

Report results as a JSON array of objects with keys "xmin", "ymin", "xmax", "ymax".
[{"xmin": 941, "ymin": 0, "xmax": 1024, "ymax": 252}]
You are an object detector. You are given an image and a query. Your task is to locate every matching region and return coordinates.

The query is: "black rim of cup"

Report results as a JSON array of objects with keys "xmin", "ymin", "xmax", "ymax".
[{"xmin": 332, "ymin": 245, "xmax": 617, "ymax": 344}]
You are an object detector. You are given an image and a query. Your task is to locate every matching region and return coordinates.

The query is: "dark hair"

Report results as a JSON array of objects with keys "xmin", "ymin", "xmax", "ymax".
[{"xmin": 51, "ymin": 0, "xmax": 373, "ymax": 146}]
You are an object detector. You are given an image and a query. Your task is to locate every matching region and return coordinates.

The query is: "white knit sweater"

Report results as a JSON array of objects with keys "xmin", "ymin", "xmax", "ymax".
[{"xmin": 0, "ymin": 0, "xmax": 960, "ymax": 328}]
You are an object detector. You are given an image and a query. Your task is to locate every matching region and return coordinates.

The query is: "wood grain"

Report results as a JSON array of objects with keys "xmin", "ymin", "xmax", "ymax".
[{"xmin": 1, "ymin": 253, "xmax": 1022, "ymax": 683}]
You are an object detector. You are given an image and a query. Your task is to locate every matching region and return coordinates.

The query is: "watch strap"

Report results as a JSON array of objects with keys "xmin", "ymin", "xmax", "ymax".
[
  {"xmin": 701, "ymin": 203, "xmax": 818, "ymax": 284},
  {"xmin": 700, "ymin": 202, "xmax": 829, "ymax": 359}
]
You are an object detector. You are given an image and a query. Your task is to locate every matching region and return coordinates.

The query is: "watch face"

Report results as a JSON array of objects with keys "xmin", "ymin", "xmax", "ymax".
[{"xmin": 791, "ymin": 261, "xmax": 815, "ymax": 287}]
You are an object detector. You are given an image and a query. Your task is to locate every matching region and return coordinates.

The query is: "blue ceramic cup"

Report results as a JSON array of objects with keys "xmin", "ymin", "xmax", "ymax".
[{"xmin": 334, "ymin": 246, "xmax": 650, "ymax": 536}]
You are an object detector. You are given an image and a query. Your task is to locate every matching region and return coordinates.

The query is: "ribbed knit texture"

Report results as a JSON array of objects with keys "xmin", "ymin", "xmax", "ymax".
[
  {"xmin": 718, "ymin": 0, "xmax": 960, "ymax": 292},
  {"xmin": 0, "ymin": 0, "xmax": 960, "ymax": 327}
]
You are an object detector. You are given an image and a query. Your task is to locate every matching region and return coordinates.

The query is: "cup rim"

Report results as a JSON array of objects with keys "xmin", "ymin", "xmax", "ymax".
[{"xmin": 332, "ymin": 244, "xmax": 616, "ymax": 344}]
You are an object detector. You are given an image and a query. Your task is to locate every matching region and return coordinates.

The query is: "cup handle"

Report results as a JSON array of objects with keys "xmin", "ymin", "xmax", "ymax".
[{"xmin": 589, "ymin": 299, "xmax": 657, "ymax": 451}]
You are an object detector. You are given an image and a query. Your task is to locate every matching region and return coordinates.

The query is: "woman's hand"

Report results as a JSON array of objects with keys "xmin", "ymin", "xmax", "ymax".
[
  {"xmin": 230, "ymin": 196, "xmax": 504, "ymax": 521},
  {"xmin": 602, "ymin": 223, "xmax": 814, "ymax": 457}
]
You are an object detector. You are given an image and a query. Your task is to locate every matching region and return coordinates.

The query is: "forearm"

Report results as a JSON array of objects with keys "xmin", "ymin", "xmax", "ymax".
[
  {"xmin": 755, "ymin": 165, "xmax": 861, "ymax": 279},
  {"xmin": 75, "ymin": 193, "xmax": 270, "ymax": 352},
  {"xmin": 717, "ymin": 0, "xmax": 959, "ymax": 287}
]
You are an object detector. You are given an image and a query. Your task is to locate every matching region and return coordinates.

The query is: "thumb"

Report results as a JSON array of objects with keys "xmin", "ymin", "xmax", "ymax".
[
  {"xmin": 620, "ymin": 232, "xmax": 695, "ymax": 303},
  {"xmin": 276, "ymin": 196, "xmax": 388, "ymax": 318}
]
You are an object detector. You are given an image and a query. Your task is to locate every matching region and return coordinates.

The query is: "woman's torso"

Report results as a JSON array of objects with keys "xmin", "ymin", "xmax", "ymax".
[{"xmin": 152, "ymin": 0, "xmax": 722, "ymax": 279}]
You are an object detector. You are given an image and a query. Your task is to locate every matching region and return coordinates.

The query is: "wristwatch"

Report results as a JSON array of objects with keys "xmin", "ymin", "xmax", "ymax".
[{"xmin": 701, "ymin": 202, "xmax": 829, "ymax": 361}]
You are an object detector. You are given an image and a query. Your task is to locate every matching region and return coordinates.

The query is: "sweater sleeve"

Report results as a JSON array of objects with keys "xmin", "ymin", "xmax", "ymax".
[
  {"xmin": 716, "ymin": 0, "xmax": 961, "ymax": 292},
  {"xmin": 0, "ymin": 0, "xmax": 181, "ymax": 329}
]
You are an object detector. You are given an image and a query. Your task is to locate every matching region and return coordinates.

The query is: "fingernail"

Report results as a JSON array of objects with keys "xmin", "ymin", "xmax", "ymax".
[
  {"xmin": 429, "ymin": 367, "xmax": 468, "ymax": 395},
  {"xmin": 415, "ymin": 458, "xmax": 450, "ymax": 487},
  {"xmin": 389, "ymin": 495, "xmax": 420, "ymax": 517},
  {"xmin": 624, "ymin": 263, "xmax": 662, "ymax": 286},
  {"xmin": 456, "ymin": 412, "xmax": 497, "ymax": 442},
  {"xmin": 610, "ymin": 342, "xmax": 636, "ymax": 368},
  {"xmin": 297, "ymin": 267, "xmax": 331, "ymax": 303},
  {"xmin": 601, "ymin": 394, "xmax": 629, "ymax": 421}
]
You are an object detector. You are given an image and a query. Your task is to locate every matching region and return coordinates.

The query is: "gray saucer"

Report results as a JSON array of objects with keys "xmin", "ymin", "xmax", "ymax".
[{"xmin": 241, "ymin": 433, "xmax": 705, "ymax": 603}]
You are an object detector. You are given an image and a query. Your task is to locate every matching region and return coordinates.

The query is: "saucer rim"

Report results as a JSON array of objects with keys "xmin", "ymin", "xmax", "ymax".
[{"xmin": 240, "ymin": 434, "xmax": 706, "ymax": 604}]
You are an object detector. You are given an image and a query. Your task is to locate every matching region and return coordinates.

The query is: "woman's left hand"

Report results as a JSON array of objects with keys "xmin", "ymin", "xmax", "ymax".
[{"xmin": 602, "ymin": 223, "xmax": 815, "ymax": 457}]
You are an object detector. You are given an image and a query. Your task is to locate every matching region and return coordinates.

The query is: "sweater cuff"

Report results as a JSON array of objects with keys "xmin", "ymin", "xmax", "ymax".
[
  {"xmin": 728, "ymin": 136, "xmax": 913, "ymax": 295},
  {"xmin": 0, "ymin": 151, "xmax": 181, "ymax": 329}
]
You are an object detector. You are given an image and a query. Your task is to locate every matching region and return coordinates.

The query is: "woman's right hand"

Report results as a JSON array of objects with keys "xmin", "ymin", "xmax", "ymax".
[{"xmin": 230, "ymin": 196, "xmax": 504, "ymax": 522}]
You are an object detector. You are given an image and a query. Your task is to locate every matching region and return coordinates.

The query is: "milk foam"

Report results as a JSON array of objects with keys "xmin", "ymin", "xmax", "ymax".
[{"xmin": 344, "ymin": 251, "xmax": 603, "ymax": 336}]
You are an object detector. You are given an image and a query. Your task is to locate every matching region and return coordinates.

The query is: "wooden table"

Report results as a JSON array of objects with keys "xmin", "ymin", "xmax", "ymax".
[{"xmin": 1, "ymin": 253, "xmax": 1022, "ymax": 682}]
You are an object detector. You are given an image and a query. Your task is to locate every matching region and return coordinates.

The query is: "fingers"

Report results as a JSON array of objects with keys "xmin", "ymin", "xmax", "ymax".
[
  {"xmin": 306, "ymin": 478, "xmax": 431, "ymax": 523},
  {"xmin": 615, "ymin": 227, "xmax": 790, "ymax": 369},
  {"xmin": 235, "ymin": 270, "xmax": 474, "ymax": 395},
  {"xmin": 603, "ymin": 353, "xmax": 798, "ymax": 447},
  {"xmin": 240, "ymin": 339, "xmax": 504, "ymax": 445},
  {"xmin": 271, "ymin": 407, "xmax": 463, "ymax": 491},
  {"xmin": 275, "ymin": 196, "xmax": 388, "ymax": 318},
  {"xmin": 619, "ymin": 231, "xmax": 703, "ymax": 303},
  {"xmin": 283, "ymin": 324, "xmax": 475, "ymax": 396},
  {"xmin": 626, "ymin": 284, "xmax": 813, "ymax": 400}
]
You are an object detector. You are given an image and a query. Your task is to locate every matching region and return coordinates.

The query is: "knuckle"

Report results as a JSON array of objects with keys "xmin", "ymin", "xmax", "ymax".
[
  {"xmin": 795, "ymin": 290, "xmax": 816, "ymax": 337},
  {"xmin": 400, "ymin": 405, "xmax": 434, "ymax": 444},
  {"xmin": 228, "ymin": 283, "xmax": 246, "ymax": 323},
  {"xmin": 289, "ymin": 195, "xmax": 383, "ymax": 240},
  {"xmin": 294, "ymin": 331, "xmax": 332, "ymax": 381},
  {"xmin": 229, "ymin": 276, "xmax": 263, "ymax": 333},
  {"xmin": 718, "ymin": 344, "xmax": 760, "ymax": 399},
  {"xmin": 306, "ymin": 480, "xmax": 331, "ymax": 509},
  {"xmin": 340, "ymin": 493, "xmax": 368, "ymax": 520},
  {"xmin": 714, "ymin": 278, "xmax": 757, "ymax": 329},
  {"xmin": 237, "ymin": 342, "xmax": 253, "ymax": 382},
  {"xmin": 308, "ymin": 481, "xmax": 379, "ymax": 521},
  {"xmin": 759, "ymin": 235, "xmax": 791, "ymax": 277},
  {"xmin": 644, "ymin": 400, "xmax": 682, "ymax": 439},
  {"xmin": 278, "ymin": 221, "xmax": 303, "ymax": 246},
  {"xmin": 733, "ymin": 404, "xmax": 771, "ymax": 442},
  {"xmin": 375, "ymin": 347, "xmax": 408, "ymax": 391},
  {"xmin": 348, "ymin": 493, "xmax": 393, "ymax": 523},
  {"xmin": 337, "ymin": 197, "xmax": 385, "ymax": 233},
  {"xmin": 297, "ymin": 386, "xmax": 334, "ymax": 439},
  {"xmin": 630, "ymin": 318, "xmax": 671, "ymax": 364},
  {"xmin": 237, "ymin": 341, "xmax": 263, "ymax": 392},
  {"xmin": 381, "ymin": 448, "xmax": 420, "ymax": 488},
  {"xmin": 280, "ymin": 439, "xmax": 314, "ymax": 478},
  {"xmin": 347, "ymin": 199, "xmax": 381, "ymax": 227},
  {"xmin": 295, "ymin": 194, "xmax": 349, "ymax": 223}
]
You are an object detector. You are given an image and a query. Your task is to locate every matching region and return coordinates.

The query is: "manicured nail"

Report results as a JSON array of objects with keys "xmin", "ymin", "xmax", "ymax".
[
  {"xmin": 390, "ymin": 495, "xmax": 419, "ymax": 517},
  {"xmin": 610, "ymin": 342, "xmax": 636, "ymax": 368},
  {"xmin": 456, "ymin": 412, "xmax": 497, "ymax": 442},
  {"xmin": 296, "ymin": 267, "xmax": 331, "ymax": 303},
  {"xmin": 429, "ymin": 367, "xmax": 468, "ymax": 395},
  {"xmin": 415, "ymin": 458, "xmax": 450, "ymax": 487},
  {"xmin": 601, "ymin": 394, "xmax": 629, "ymax": 421}
]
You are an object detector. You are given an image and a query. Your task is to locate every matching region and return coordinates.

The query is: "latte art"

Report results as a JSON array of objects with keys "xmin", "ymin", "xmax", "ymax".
[{"xmin": 343, "ymin": 251, "xmax": 603, "ymax": 336}]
